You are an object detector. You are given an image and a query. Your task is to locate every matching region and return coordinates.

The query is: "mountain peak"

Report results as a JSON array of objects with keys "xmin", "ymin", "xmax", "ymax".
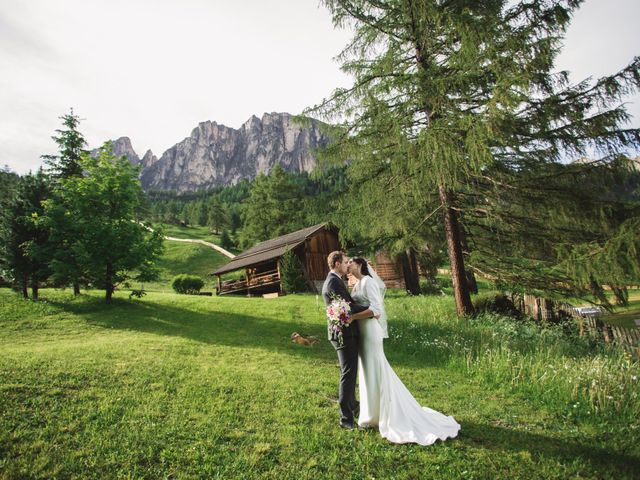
[{"xmin": 137, "ymin": 112, "xmax": 329, "ymax": 192}]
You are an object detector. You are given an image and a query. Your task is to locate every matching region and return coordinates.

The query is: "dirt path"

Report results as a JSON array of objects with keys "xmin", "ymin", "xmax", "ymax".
[
  {"xmin": 140, "ymin": 223, "xmax": 236, "ymax": 259},
  {"xmin": 164, "ymin": 236, "xmax": 236, "ymax": 259}
]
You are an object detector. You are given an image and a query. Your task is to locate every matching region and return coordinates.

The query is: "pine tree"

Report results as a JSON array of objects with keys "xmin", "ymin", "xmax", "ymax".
[
  {"xmin": 0, "ymin": 170, "xmax": 51, "ymax": 299},
  {"xmin": 207, "ymin": 196, "xmax": 230, "ymax": 234},
  {"xmin": 219, "ymin": 228, "xmax": 234, "ymax": 251},
  {"xmin": 0, "ymin": 166, "xmax": 20, "ymax": 206},
  {"xmin": 312, "ymin": 0, "xmax": 640, "ymax": 315},
  {"xmin": 240, "ymin": 165, "xmax": 306, "ymax": 247},
  {"xmin": 41, "ymin": 109, "xmax": 88, "ymax": 179},
  {"xmin": 41, "ymin": 109, "xmax": 89, "ymax": 294},
  {"xmin": 43, "ymin": 143, "xmax": 164, "ymax": 304}
]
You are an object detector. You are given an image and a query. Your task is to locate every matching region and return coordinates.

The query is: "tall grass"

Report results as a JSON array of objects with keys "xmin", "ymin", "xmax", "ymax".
[{"xmin": 385, "ymin": 293, "xmax": 640, "ymax": 427}]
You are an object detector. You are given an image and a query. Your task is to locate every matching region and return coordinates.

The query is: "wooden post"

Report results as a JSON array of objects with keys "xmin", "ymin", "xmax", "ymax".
[
  {"xmin": 216, "ymin": 275, "xmax": 221, "ymax": 296},
  {"xmin": 602, "ymin": 323, "xmax": 613, "ymax": 344},
  {"xmin": 277, "ymin": 259, "xmax": 283, "ymax": 295},
  {"xmin": 578, "ymin": 315, "xmax": 585, "ymax": 337},
  {"xmin": 246, "ymin": 268, "xmax": 252, "ymax": 297},
  {"xmin": 299, "ymin": 255, "xmax": 317, "ymax": 293}
]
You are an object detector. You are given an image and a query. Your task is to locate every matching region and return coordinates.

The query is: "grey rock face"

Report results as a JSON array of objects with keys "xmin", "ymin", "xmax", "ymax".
[
  {"xmin": 139, "ymin": 112, "xmax": 328, "ymax": 192},
  {"xmin": 91, "ymin": 137, "xmax": 141, "ymax": 165},
  {"xmin": 140, "ymin": 149, "xmax": 158, "ymax": 168}
]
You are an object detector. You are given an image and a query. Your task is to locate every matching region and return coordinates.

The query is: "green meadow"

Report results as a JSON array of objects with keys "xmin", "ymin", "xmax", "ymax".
[
  {"xmin": 1, "ymin": 287, "xmax": 638, "ymax": 479},
  {"xmin": 601, "ymin": 290, "xmax": 640, "ymax": 329},
  {"xmin": 144, "ymin": 241, "xmax": 228, "ymax": 293}
]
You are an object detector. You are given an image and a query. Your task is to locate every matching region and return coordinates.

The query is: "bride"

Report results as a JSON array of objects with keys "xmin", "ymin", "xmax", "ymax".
[{"xmin": 348, "ymin": 257, "xmax": 461, "ymax": 445}]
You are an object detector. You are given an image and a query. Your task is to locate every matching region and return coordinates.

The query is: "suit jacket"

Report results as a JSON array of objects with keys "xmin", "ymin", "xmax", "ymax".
[{"xmin": 322, "ymin": 272, "xmax": 368, "ymax": 341}]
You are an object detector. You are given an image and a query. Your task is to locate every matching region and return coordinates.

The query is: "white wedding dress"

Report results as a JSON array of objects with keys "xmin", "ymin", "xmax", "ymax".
[{"xmin": 352, "ymin": 275, "xmax": 461, "ymax": 445}]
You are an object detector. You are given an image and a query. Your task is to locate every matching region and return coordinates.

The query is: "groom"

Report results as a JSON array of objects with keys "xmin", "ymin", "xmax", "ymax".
[{"xmin": 322, "ymin": 251, "xmax": 373, "ymax": 429}]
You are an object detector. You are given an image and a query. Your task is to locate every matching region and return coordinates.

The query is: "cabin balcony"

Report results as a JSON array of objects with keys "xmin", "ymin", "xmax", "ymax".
[{"xmin": 217, "ymin": 268, "xmax": 281, "ymax": 296}]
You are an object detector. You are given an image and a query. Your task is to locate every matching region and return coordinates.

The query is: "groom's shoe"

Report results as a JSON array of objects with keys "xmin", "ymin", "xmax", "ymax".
[{"xmin": 339, "ymin": 420, "xmax": 354, "ymax": 430}]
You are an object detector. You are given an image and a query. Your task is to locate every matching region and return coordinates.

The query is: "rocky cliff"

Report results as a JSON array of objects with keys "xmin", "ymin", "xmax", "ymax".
[
  {"xmin": 98, "ymin": 113, "xmax": 329, "ymax": 192},
  {"xmin": 91, "ymin": 137, "xmax": 142, "ymax": 166}
]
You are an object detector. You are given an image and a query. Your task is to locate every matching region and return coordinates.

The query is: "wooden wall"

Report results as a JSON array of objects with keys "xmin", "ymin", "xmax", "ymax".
[
  {"xmin": 346, "ymin": 251, "xmax": 406, "ymax": 290},
  {"xmin": 303, "ymin": 229, "xmax": 341, "ymax": 281},
  {"xmin": 373, "ymin": 251, "xmax": 405, "ymax": 289}
]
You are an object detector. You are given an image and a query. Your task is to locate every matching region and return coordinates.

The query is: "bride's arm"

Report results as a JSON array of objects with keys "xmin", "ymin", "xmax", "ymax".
[{"xmin": 364, "ymin": 277, "xmax": 383, "ymax": 319}]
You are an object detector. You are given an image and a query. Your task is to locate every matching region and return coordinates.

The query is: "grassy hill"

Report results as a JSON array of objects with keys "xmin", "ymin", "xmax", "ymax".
[
  {"xmin": 140, "ymin": 224, "xmax": 234, "ymax": 292},
  {"xmin": 146, "ymin": 241, "xmax": 229, "ymax": 293},
  {"xmin": 155, "ymin": 223, "xmax": 221, "ymax": 243},
  {"xmin": 154, "ymin": 223, "xmax": 242, "ymax": 255},
  {"xmin": 0, "ymin": 288, "xmax": 638, "ymax": 479}
]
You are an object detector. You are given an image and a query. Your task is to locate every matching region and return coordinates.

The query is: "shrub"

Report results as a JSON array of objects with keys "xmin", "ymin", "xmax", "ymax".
[
  {"xmin": 435, "ymin": 276, "xmax": 453, "ymax": 290},
  {"xmin": 171, "ymin": 274, "xmax": 205, "ymax": 294},
  {"xmin": 473, "ymin": 293, "xmax": 522, "ymax": 319},
  {"xmin": 420, "ymin": 280, "xmax": 446, "ymax": 296},
  {"xmin": 220, "ymin": 229, "xmax": 234, "ymax": 250},
  {"xmin": 280, "ymin": 250, "xmax": 307, "ymax": 294}
]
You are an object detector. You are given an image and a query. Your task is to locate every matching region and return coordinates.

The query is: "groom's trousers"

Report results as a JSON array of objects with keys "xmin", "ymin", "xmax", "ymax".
[{"xmin": 331, "ymin": 336, "xmax": 360, "ymax": 425}]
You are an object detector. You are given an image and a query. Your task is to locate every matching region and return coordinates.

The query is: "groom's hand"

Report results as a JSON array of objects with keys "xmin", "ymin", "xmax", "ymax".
[{"xmin": 350, "ymin": 308, "xmax": 374, "ymax": 321}]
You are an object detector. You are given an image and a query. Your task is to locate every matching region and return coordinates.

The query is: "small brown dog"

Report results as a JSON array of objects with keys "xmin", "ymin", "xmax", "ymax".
[{"xmin": 291, "ymin": 332, "xmax": 317, "ymax": 346}]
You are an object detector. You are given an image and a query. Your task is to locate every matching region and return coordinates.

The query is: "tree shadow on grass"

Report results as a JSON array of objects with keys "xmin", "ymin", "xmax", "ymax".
[
  {"xmin": 43, "ymin": 294, "xmax": 476, "ymax": 369},
  {"xmin": 42, "ymin": 292, "xmax": 607, "ymax": 373},
  {"xmin": 45, "ymin": 294, "xmax": 335, "ymax": 364},
  {"xmin": 459, "ymin": 420, "xmax": 640, "ymax": 477}
]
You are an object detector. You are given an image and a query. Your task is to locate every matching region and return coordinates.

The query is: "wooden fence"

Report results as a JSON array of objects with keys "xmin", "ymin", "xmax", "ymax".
[
  {"xmin": 514, "ymin": 293, "xmax": 640, "ymax": 355},
  {"xmin": 577, "ymin": 315, "xmax": 640, "ymax": 355}
]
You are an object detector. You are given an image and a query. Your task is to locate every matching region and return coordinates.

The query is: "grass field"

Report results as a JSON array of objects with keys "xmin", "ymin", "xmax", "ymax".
[
  {"xmin": 143, "ymin": 241, "xmax": 229, "ymax": 293},
  {"xmin": 154, "ymin": 223, "xmax": 221, "ymax": 243},
  {"xmin": 153, "ymin": 223, "xmax": 242, "ymax": 255},
  {"xmin": 601, "ymin": 289, "xmax": 640, "ymax": 329},
  {"xmin": 1, "ymin": 288, "xmax": 638, "ymax": 479}
]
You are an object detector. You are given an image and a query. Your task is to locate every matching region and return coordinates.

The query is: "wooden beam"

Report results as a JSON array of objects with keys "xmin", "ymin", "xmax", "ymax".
[{"xmin": 277, "ymin": 259, "xmax": 283, "ymax": 295}]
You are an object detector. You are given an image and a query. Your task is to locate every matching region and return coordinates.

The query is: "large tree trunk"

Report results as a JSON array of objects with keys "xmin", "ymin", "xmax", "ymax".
[
  {"xmin": 31, "ymin": 279, "xmax": 39, "ymax": 301},
  {"xmin": 105, "ymin": 263, "xmax": 114, "ymax": 304},
  {"xmin": 459, "ymin": 220, "xmax": 478, "ymax": 295},
  {"xmin": 22, "ymin": 274, "xmax": 29, "ymax": 299},
  {"xmin": 439, "ymin": 186, "xmax": 474, "ymax": 316},
  {"xmin": 465, "ymin": 270, "xmax": 478, "ymax": 295},
  {"xmin": 73, "ymin": 281, "xmax": 80, "ymax": 296},
  {"xmin": 400, "ymin": 248, "xmax": 421, "ymax": 295}
]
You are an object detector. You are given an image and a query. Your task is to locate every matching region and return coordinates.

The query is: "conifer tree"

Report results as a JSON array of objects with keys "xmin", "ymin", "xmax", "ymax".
[
  {"xmin": 44, "ymin": 144, "xmax": 163, "ymax": 304},
  {"xmin": 312, "ymin": 0, "xmax": 640, "ymax": 315},
  {"xmin": 41, "ymin": 108, "xmax": 88, "ymax": 179},
  {"xmin": 207, "ymin": 196, "xmax": 230, "ymax": 234},
  {"xmin": 41, "ymin": 109, "xmax": 89, "ymax": 294},
  {"xmin": 240, "ymin": 165, "xmax": 306, "ymax": 247},
  {"xmin": 0, "ymin": 165, "xmax": 20, "ymax": 205},
  {"xmin": 0, "ymin": 170, "xmax": 51, "ymax": 299}
]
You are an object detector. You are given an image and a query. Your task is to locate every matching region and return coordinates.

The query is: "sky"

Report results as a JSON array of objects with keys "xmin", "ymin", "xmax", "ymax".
[{"xmin": 1, "ymin": 0, "xmax": 638, "ymax": 175}]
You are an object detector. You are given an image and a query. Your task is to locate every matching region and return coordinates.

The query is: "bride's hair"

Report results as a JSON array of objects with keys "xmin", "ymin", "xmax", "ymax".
[{"xmin": 351, "ymin": 257, "xmax": 371, "ymax": 277}]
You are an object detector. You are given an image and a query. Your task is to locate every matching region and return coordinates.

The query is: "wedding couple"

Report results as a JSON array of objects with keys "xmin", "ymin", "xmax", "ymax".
[{"xmin": 322, "ymin": 251, "xmax": 460, "ymax": 445}]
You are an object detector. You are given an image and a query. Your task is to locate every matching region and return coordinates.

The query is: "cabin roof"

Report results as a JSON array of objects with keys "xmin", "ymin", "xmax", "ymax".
[{"xmin": 212, "ymin": 223, "xmax": 333, "ymax": 275}]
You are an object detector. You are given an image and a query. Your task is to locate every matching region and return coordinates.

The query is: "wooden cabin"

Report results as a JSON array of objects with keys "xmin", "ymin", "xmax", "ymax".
[
  {"xmin": 213, "ymin": 223, "xmax": 340, "ymax": 296},
  {"xmin": 358, "ymin": 250, "xmax": 405, "ymax": 290},
  {"xmin": 213, "ymin": 223, "xmax": 407, "ymax": 296}
]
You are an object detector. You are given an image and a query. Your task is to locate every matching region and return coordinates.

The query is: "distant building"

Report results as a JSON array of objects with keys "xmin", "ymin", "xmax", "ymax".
[{"xmin": 212, "ymin": 223, "xmax": 405, "ymax": 296}]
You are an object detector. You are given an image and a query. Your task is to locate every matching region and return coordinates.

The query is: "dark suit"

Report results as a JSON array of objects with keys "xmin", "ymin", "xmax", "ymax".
[{"xmin": 322, "ymin": 271, "xmax": 369, "ymax": 425}]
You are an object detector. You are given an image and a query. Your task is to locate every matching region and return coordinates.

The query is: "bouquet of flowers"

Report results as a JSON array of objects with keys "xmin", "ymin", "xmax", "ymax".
[{"xmin": 326, "ymin": 294, "xmax": 352, "ymax": 345}]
